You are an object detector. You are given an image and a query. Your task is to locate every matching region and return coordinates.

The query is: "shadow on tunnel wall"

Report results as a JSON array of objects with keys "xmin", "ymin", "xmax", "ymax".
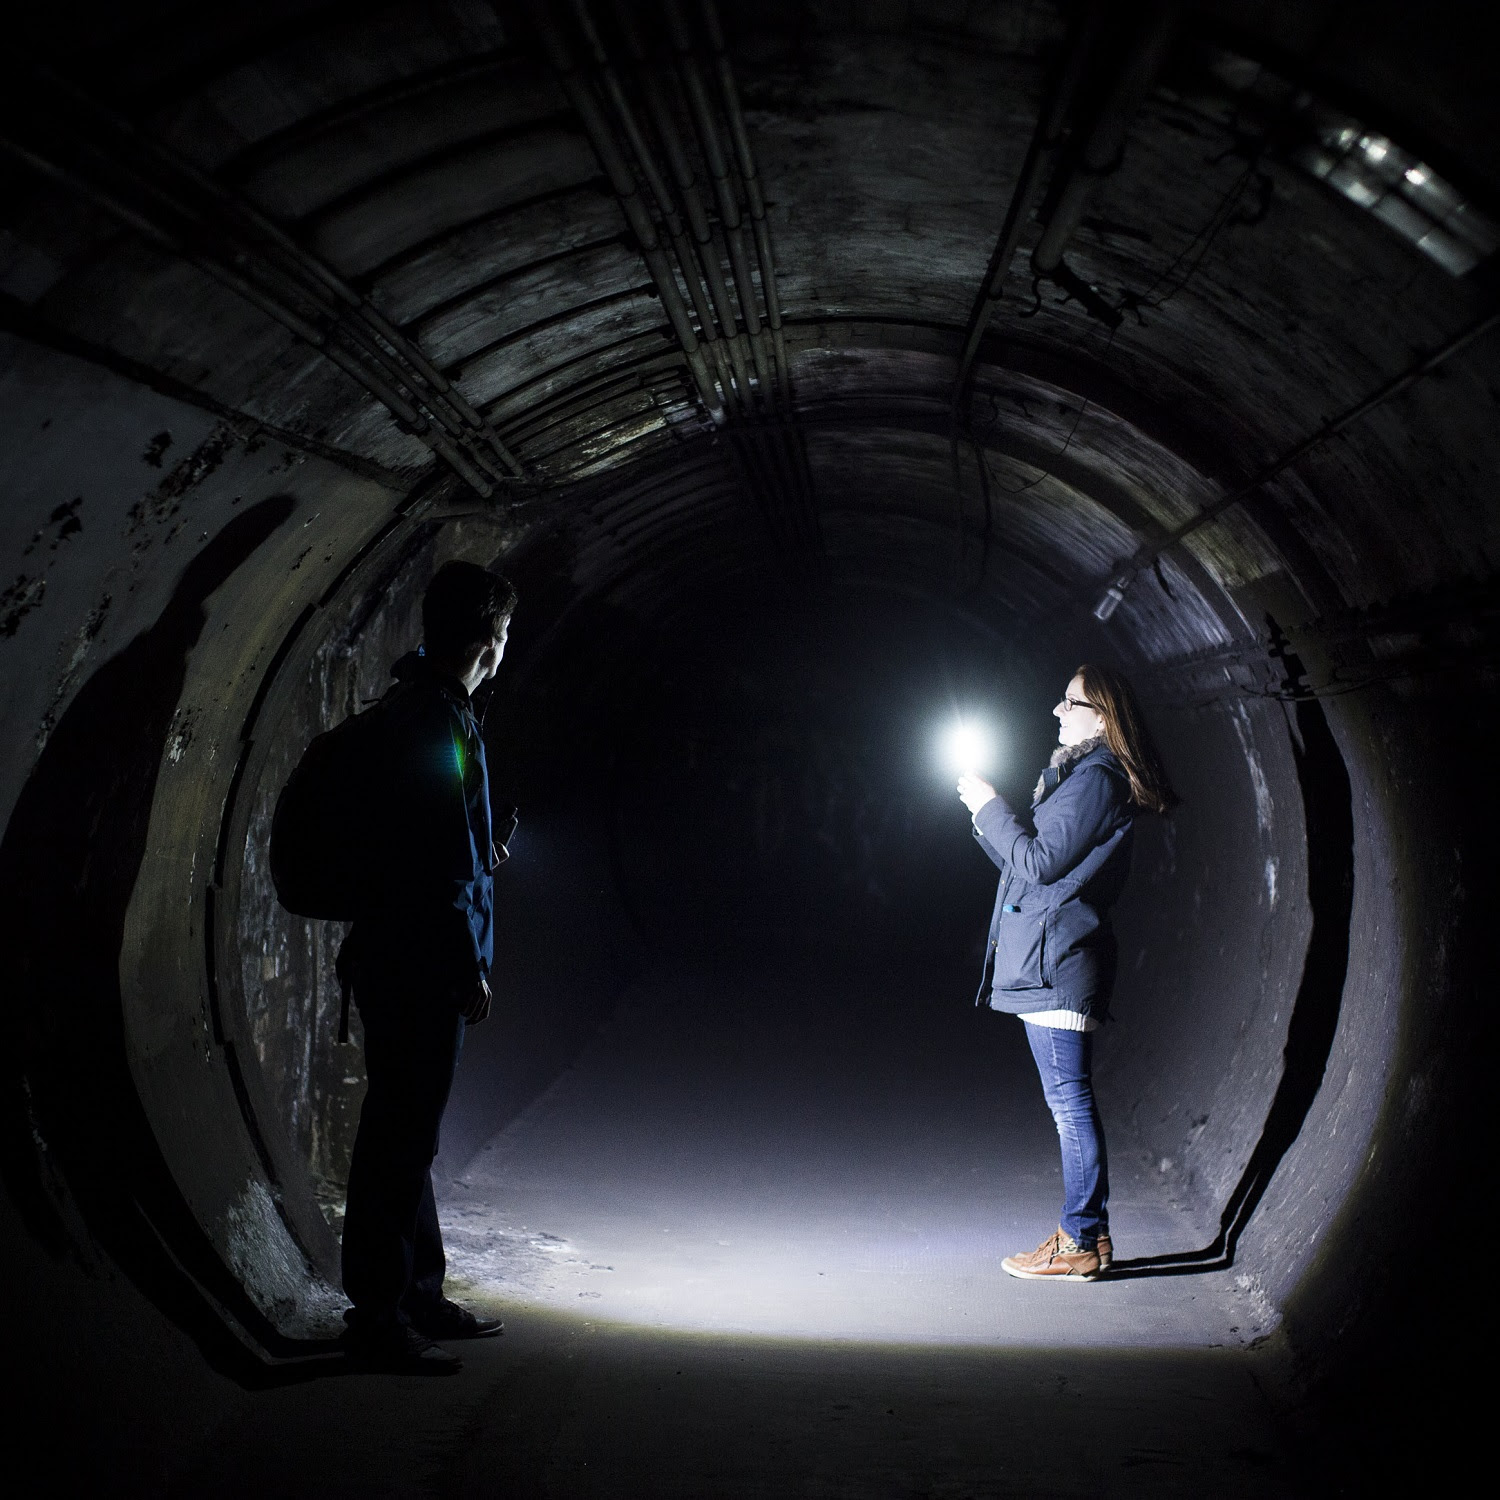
[
  {"xmin": 0, "ymin": 495, "xmax": 337, "ymax": 1381},
  {"xmin": 1110, "ymin": 634, "xmax": 1354, "ymax": 1279}
]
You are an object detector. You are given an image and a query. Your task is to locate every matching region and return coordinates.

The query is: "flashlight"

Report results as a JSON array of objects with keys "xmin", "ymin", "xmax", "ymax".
[{"xmin": 939, "ymin": 719, "xmax": 997, "ymax": 777}]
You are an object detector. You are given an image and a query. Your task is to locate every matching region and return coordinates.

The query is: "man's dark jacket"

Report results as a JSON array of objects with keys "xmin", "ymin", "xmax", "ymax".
[
  {"xmin": 351, "ymin": 650, "xmax": 495, "ymax": 998},
  {"xmin": 972, "ymin": 740, "xmax": 1134, "ymax": 1019}
]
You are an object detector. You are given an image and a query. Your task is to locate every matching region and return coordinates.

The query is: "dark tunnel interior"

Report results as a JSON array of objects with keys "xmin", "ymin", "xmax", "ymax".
[{"xmin": 1, "ymin": 1, "xmax": 1495, "ymax": 1493}]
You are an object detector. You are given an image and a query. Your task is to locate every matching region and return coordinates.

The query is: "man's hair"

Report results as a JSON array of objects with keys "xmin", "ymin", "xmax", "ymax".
[
  {"xmin": 422, "ymin": 561, "xmax": 518, "ymax": 660},
  {"xmin": 1075, "ymin": 662, "xmax": 1179, "ymax": 814}
]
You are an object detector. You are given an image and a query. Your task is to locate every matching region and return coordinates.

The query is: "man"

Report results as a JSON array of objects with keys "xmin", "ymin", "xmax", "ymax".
[{"xmin": 339, "ymin": 559, "xmax": 517, "ymax": 1373}]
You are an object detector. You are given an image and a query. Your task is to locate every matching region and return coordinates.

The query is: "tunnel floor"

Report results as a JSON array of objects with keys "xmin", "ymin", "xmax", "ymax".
[
  {"xmin": 171, "ymin": 960, "xmax": 1301, "ymax": 1498},
  {"xmin": 175, "ymin": 1320, "xmax": 1297, "ymax": 1499},
  {"xmin": 439, "ymin": 959, "xmax": 1278, "ymax": 1349}
]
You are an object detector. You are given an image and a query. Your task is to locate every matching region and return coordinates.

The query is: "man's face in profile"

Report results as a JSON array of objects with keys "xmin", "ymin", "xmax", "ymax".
[{"xmin": 472, "ymin": 618, "xmax": 510, "ymax": 683}]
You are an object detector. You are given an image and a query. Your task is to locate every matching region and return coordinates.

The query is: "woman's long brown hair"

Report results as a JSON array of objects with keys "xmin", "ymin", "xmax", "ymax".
[{"xmin": 1075, "ymin": 663, "xmax": 1179, "ymax": 814}]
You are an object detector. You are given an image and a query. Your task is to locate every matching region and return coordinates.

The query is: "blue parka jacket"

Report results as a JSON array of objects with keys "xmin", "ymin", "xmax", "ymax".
[
  {"xmin": 351, "ymin": 651, "xmax": 497, "ymax": 997},
  {"xmin": 972, "ymin": 740, "xmax": 1135, "ymax": 1018}
]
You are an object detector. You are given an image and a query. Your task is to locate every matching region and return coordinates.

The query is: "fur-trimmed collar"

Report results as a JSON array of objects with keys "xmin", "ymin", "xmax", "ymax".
[{"xmin": 1034, "ymin": 734, "xmax": 1107, "ymax": 801}]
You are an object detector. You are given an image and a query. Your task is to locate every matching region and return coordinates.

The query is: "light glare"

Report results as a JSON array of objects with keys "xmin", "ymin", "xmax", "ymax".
[{"xmin": 940, "ymin": 719, "xmax": 997, "ymax": 776}]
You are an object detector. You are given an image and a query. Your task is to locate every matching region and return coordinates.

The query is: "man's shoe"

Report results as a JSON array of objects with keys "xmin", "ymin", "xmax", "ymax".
[
  {"xmin": 406, "ymin": 1296, "xmax": 504, "ymax": 1340},
  {"xmin": 342, "ymin": 1321, "xmax": 463, "ymax": 1374},
  {"xmin": 1097, "ymin": 1231, "xmax": 1113, "ymax": 1271},
  {"xmin": 1002, "ymin": 1226, "xmax": 1102, "ymax": 1281}
]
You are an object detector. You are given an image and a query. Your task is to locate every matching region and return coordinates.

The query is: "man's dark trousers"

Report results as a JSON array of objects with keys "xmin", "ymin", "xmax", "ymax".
[{"xmin": 341, "ymin": 969, "xmax": 465, "ymax": 1328}]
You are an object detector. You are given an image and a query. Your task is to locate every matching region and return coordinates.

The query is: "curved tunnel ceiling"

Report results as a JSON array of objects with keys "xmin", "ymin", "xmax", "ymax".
[
  {"xmin": 2, "ymin": 0, "xmax": 1498, "ymax": 1460},
  {"xmin": 5, "ymin": 0, "xmax": 1496, "ymax": 660}
]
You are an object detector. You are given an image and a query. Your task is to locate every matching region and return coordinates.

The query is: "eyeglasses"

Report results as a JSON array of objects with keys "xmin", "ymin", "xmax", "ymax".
[{"xmin": 1058, "ymin": 695, "xmax": 1095, "ymax": 712}]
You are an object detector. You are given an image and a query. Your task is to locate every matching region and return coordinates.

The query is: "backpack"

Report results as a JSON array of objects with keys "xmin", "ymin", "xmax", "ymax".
[
  {"xmin": 269, "ymin": 699, "xmax": 393, "ymax": 923},
  {"xmin": 270, "ymin": 692, "xmax": 405, "ymax": 1043}
]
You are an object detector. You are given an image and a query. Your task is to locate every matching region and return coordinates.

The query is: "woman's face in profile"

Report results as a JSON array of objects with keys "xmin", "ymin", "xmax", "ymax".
[{"xmin": 1053, "ymin": 674, "xmax": 1105, "ymax": 747}]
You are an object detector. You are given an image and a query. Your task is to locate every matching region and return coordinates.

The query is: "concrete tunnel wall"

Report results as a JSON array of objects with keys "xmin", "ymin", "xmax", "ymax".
[{"xmin": 1, "ymin": 0, "xmax": 1494, "ymax": 1468}]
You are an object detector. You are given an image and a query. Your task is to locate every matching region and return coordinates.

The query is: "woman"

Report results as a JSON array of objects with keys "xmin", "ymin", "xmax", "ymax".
[{"xmin": 957, "ymin": 664, "xmax": 1176, "ymax": 1281}]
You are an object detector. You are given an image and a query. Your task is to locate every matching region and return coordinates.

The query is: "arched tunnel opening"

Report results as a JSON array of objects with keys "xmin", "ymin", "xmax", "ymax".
[{"xmin": 1, "ymin": 2, "xmax": 1493, "ymax": 1492}]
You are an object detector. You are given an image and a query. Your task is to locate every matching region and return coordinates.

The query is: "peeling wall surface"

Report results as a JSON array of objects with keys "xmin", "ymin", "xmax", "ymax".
[{"xmin": 1, "ymin": 0, "xmax": 1495, "ymax": 1489}]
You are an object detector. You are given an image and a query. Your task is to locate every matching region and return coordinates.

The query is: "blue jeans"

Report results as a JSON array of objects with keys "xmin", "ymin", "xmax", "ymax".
[{"xmin": 1024, "ymin": 1022, "xmax": 1109, "ymax": 1249}]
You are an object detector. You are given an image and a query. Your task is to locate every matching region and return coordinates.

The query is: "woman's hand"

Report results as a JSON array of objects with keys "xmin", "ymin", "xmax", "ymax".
[{"xmin": 957, "ymin": 773, "xmax": 997, "ymax": 816}]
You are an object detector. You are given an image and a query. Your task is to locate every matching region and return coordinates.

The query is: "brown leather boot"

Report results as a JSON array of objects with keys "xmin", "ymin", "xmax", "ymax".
[
  {"xmin": 1097, "ymin": 1231, "xmax": 1113, "ymax": 1271},
  {"xmin": 1002, "ymin": 1226, "xmax": 1103, "ymax": 1281}
]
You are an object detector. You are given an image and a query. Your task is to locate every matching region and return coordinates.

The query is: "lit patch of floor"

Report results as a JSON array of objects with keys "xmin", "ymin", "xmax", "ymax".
[
  {"xmin": 439, "ymin": 962, "xmax": 1277, "ymax": 1348},
  {"xmin": 173, "ymin": 963, "xmax": 1296, "ymax": 1498}
]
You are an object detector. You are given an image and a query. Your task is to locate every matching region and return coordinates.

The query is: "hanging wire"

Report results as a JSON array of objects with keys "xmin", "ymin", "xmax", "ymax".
[
  {"xmin": 965, "ymin": 314, "xmax": 1124, "ymax": 499},
  {"xmin": 1238, "ymin": 664, "xmax": 1470, "ymax": 701},
  {"xmin": 1134, "ymin": 155, "xmax": 1265, "ymax": 311},
  {"xmin": 953, "ymin": 130, "xmax": 1269, "ymax": 527}
]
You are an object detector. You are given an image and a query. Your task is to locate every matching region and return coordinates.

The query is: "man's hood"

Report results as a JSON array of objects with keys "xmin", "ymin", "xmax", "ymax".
[
  {"xmin": 390, "ymin": 648, "xmax": 471, "ymax": 702},
  {"xmin": 391, "ymin": 649, "xmax": 426, "ymax": 682}
]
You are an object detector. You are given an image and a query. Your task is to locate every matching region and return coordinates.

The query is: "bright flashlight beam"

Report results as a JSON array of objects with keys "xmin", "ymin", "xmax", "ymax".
[{"xmin": 939, "ymin": 719, "xmax": 996, "ymax": 776}]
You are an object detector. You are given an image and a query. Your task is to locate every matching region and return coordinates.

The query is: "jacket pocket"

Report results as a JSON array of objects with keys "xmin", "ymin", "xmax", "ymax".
[{"xmin": 993, "ymin": 908, "xmax": 1049, "ymax": 990}]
